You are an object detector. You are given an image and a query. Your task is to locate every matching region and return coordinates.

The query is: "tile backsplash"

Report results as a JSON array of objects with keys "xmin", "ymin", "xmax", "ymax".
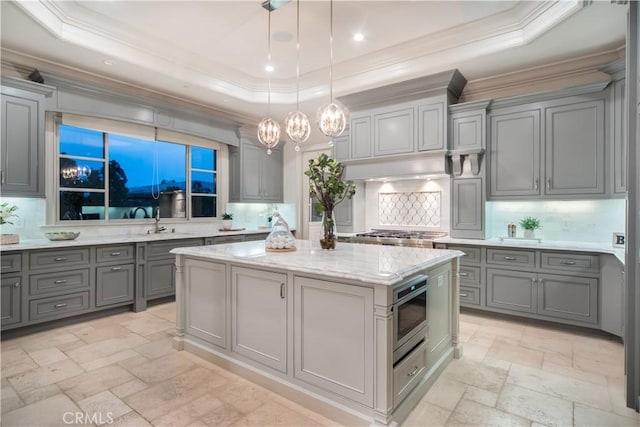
[
  {"xmin": 486, "ymin": 199, "xmax": 626, "ymax": 243},
  {"xmin": 379, "ymin": 191, "xmax": 441, "ymax": 227}
]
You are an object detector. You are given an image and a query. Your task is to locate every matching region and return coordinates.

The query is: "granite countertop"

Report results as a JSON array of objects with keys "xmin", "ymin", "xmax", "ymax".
[
  {"xmin": 434, "ymin": 236, "xmax": 625, "ymax": 265},
  {"xmin": 0, "ymin": 228, "xmax": 273, "ymax": 252},
  {"xmin": 171, "ymin": 239, "xmax": 464, "ymax": 286}
]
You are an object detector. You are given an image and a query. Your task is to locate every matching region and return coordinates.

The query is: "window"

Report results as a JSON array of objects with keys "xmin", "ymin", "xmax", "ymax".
[{"xmin": 57, "ymin": 123, "xmax": 218, "ymax": 221}]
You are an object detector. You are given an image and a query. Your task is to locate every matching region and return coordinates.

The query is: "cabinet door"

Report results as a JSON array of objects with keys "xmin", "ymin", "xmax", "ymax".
[
  {"xmin": 489, "ymin": 109, "xmax": 541, "ymax": 197},
  {"xmin": 232, "ymin": 267, "xmax": 287, "ymax": 372},
  {"xmin": 147, "ymin": 259, "xmax": 175, "ymax": 299},
  {"xmin": 428, "ymin": 263, "xmax": 452, "ymax": 369},
  {"xmin": 228, "ymin": 145, "xmax": 241, "ymax": 202},
  {"xmin": 332, "ymin": 134, "xmax": 350, "ymax": 161},
  {"xmin": 261, "ymin": 148, "xmax": 283, "ymax": 202},
  {"xmin": 451, "ymin": 110, "xmax": 484, "ymax": 150},
  {"xmin": 374, "ymin": 107, "xmax": 415, "ymax": 156},
  {"xmin": 240, "ymin": 143, "xmax": 264, "ymax": 200},
  {"xmin": 334, "ymin": 195, "xmax": 353, "ymax": 228},
  {"xmin": 613, "ymin": 79, "xmax": 627, "ymax": 194},
  {"xmin": 487, "ymin": 268, "xmax": 537, "ymax": 314},
  {"xmin": 185, "ymin": 259, "xmax": 227, "ymax": 349},
  {"xmin": 418, "ymin": 101, "xmax": 444, "ymax": 151},
  {"xmin": 537, "ymin": 273, "xmax": 598, "ymax": 324},
  {"xmin": 96, "ymin": 264, "xmax": 134, "ymax": 307},
  {"xmin": 350, "ymin": 115, "xmax": 372, "ymax": 159},
  {"xmin": 293, "ymin": 276, "xmax": 374, "ymax": 406},
  {"xmin": 0, "ymin": 94, "xmax": 42, "ymax": 196},
  {"xmin": 1, "ymin": 276, "xmax": 21, "ymax": 326},
  {"xmin": 451, "ymin": 178, "xmax": 484, "ymax": 238},
  {"xmin": 545, "ymin": 100, "xmax": 605, "ymax": 196}
]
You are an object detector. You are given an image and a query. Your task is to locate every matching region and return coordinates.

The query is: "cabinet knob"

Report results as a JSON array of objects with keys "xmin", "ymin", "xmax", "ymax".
[
  {"xmin": 14, "ymin": 282, "xmax": 19, "ymax": 288},
  {"xmin": 560, "ymin": 260, "xmax": 576, "ymax": 265},
  {"xmin": 460, "ymin": 293, "xmax": 468, "ymax": 297},
  {"xmin": 459, "ymin": 272, "xmax": 469, "ymax": 277},
  {"xmin": 110, "ymin": 252, "xmax": 122, "ymax": 256},
  {"xmin": 534, "ymin": 178, "xmax": 539, "ymax": 191},
  {"xmin": 408, "ymin": 366, "xmax": 420, "ymax": 377},
  {"xmin": 54, "ymin": 303, "xmax": 67, "ymax": 309},
  {"xmin": 1, "ymin": 170, "xmax": 4, "ymax": 185},
  {"xmin": 547, "ymin": 178, "xmax": 551, "ymax": 191},
  {"xmin": 54, "ymin": 279, "xmax": 68, "ymax": 284},
  {"xmin": 531, "ymin": 277, "xmax": 537, "ymax": 283},
  {"xmin": 54, "ymin": 257, "xmax": 67, "ymax": 262}
]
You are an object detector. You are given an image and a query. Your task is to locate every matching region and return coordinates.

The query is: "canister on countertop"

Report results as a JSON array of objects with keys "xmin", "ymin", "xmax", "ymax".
[{"xmin": 508, "ymin": 223, "xmax": 516, "ymax": 237}]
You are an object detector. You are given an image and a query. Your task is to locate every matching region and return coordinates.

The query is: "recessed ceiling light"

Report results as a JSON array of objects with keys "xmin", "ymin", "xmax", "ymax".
[
  {"xmin": 103, "ymin": 59, "xmax": 115, "ymax": 66},
  {"xmin": 353, "ymin": 33, "xmax": 364, "ymax": 42},
  {"xmin": 265, "ymin": 64, "xmax": 274, "ymax": 73}
]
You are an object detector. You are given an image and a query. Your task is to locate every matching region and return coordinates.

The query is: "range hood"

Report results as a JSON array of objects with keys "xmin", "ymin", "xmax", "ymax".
[{"xmin": 343, "ymin": 150, "xmax": 449, "ymax": 181}]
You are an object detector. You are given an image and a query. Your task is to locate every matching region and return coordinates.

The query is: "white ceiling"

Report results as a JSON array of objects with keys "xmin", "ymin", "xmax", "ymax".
[{"xmin": 0, "ymin": 0, "xmax": 628, "ymax": 130}]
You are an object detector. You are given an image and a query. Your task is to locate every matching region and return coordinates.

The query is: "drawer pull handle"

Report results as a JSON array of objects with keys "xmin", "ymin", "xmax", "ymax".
[
  {"xmin": 54, "ymin": 257, "xmax": 67, "ymax": 262},
  {"xmin": 408, "ymin": 366, "xmax": 420, "ymax": 377},
  {"xmin": 111, "ymin": 267, "xmax": 122, "ymax": 271},
  {"xmin": 560, "ymin": 260, "xmax": 576, "ymax": 265},
  {"xmin": 54, "ymin": 279, "xmax": 68, "ymax": 284},
  {"xmin": 459, "ymin": 272, "xmax": 469, "ymax": 277},
  {"xmin": 280, "ymin": 283, "xmax": 285, "ymax": 299},
  {"xmin": 534, "ymin": 178, "xmax": 539, "ymax": 191},
  {"xmin": 14, "ymin": 282, "xmax": 19, "ymax": 288},
  {"xmin": 504, "ymin": 256, "xmax": 516, "ymax": 261},
  {"xmin": 460, "ymin": 293, "xmax": 468, "ymax": 297},
  {"xmin": 54, "ymin": 303, "xmax": 67, "ymax": 309},
  {"xmin": 1, "ymin": 265, "xmax": 11, "ymax": 270},
  {"xmin": 110, "ymin": 252, "xmax": 122, "ymax": 256}
]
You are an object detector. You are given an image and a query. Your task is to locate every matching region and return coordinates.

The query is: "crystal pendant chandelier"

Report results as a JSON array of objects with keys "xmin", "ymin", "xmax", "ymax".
[
  {"xmin": 257, "ymin": 2, "xmax": 280, "ymax": 155},
  {"xmin": 284, "ymin": 0, "xmax": 310, "ymax": 152},
  {"xmin": 317, "ymin": 0, "xmax": 347, "ymax": 146}
]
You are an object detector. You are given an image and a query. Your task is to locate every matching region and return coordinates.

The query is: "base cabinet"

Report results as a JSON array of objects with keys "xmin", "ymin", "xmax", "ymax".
[
  {"xmin": 96, "ymin": 264, "xmax": 134, "ymax": 307},
  {"xmin": 1, "ymin": 277, "xmax": 21, "ymax": 326},
  {"xmin": 231, "ymin": 267, "xmax": 287, "ymax": 372},
  {"xmin": 487, "ymin": 268, "xmax": 537, "ymax": 314},
  {"xmin": 184, "ymin": 259, "xmax": 227, "ymax": 349},
  {"xmin": 427, "ymin": 263, "xmax": 452, "ymax": 369},
  {"xmin": 294, "ymin": 276, "xmax": 374, "ymax": 407},
  {"xmin": 537, "ymin": 273, "xmax": 597, "ymax": 324},
  {"xmin": 147, "ymin": 259, "xmax": 175, "ymax": 299}
]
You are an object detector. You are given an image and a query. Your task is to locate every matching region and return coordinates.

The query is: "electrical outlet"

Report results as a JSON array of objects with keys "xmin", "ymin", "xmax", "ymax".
[{"xmin": 12, "ymin": 217, "xmax": 24, "ymax": 229}]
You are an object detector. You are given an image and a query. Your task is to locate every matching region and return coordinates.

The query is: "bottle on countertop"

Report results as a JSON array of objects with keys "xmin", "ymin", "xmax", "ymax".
[{"xmin": 508, "ymin": 223, "xmax": 516, "ymax": 237}]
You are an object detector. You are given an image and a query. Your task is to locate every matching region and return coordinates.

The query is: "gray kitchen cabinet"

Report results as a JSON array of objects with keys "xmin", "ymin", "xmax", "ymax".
[
  {"xmin": 243, "ymin": 232, "xmax": 269, "ymax": 242},
  {"xmin": 0, "ymin": 79, "xmax": 52, "ymax": 197},
  {"xmin": 451, "ymin": 109, "xmax": 485, "ymax": 150},
  {"xmin": 29, "ymin": 291, "xmax": 91, "ymax": 322},
  {"xmin": 293, "ymin": 276, "xmax": 374, "ymax": 406},
  {"xmin": 612, "ymin": 77, "xmax": 627, "ymax": 194},
  {"xmin": 212, "ymin": 235, "xmax": 245, "ymax": 244},
  {"xmin": 545, "ymin": 99, "xmax": 605, "ymax": 196},
  {"xmin": 1, "ymin": 276, "xmax": 21, "ymax": 326},
  {"xmin": 489, "ymin": 108, "xmax": 541, "ymax": 197},
  {"xmin": 232, "ymin": 140, "xmax": 283, "ymax": 203},
  {"xmin": 145, "ymin": 238, "xmax": 203, "ymax": 300},
  {"xmin": 537, "ymin": 273, "xmax": 598, "ymax": 324},
  {"xmin": 373, "ymin": 107, "xmax": 415, "ymax": 156},
  {"xmin": 1, "ymin": 253, "xmax": 22, "ymax": 274},
  {"xmin": 332, "ymin": 134, "xmax": 350, "ymax": 162},
  {"xmin": 228, "ymin": 145, "xmax": 241, "ymax": 201},
  {"xmin": 96, "ymin": 264, "xmax": 135, "ymax": 307},
  {"xmin": 600, "ymin": 254, "xmax": 624, "ymax": 337},
  {"xmin": 427, "ymin": 262, "xmax": 452, "ymax": 370},
  {"xmin": 184, "ymin": 259, "xmax": 227, "ymax": 349},
  {"xmin": 350, "ymin": 115, "xmax": 372, "ymax": 159},
  {"xmin": 231, "ymin": 266, "xmax": 287, "ymax": 372},
  {"xmin": 451, "ymin": 178, "xmax": 484, "ymax": 239},
  {"xmin": 334, "ymin": 194, "xmax": 353, "ymax": 229},
  {"xmin": 29, "ymin": 269, "xmax": 90, "ymax": 296},
  {"xmin": 417, "ymin": 100, "xmax": 445, "ymax": 151},
  {"xmin": 487, "ymin": 268, "xmax": 537, "ymax": 314}
]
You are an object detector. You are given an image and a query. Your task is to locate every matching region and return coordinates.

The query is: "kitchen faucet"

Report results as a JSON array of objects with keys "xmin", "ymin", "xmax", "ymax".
[
  {"xmin": 129, "ymin": 206, "xmax": 149, "ymax": 218},
  {"xmin": 148, "ymin": 208, "xmax": 167, "ymax": 234}
]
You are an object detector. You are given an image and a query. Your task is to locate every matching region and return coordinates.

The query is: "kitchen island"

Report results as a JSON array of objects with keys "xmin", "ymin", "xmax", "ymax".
[{"xmin": 171, "ymin": 240, "xmax": 463, "ymax": 426}]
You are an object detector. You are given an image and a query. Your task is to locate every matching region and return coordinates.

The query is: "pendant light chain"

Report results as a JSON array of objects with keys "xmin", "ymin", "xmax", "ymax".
[
  {"xmin": 257, "ymin": 0, "xmax": 281, "ymax": 154},
  {"xmin": 295, "ymin": 0, "xmax": 300, "ymax": 109},
  {"xmin": 329, "ymin": 0, "xmax": 334, "ymax": 102}
]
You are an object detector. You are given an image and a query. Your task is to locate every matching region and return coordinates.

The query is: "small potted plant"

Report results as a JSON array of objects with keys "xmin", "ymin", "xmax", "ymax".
[
  {"xmin": 221, "ymin": 212, "xmax": 233, "ymax": 230},
  {"xmin": 0, "ymin": 202, "xmax": 19, "ymax": 244},
  {"xmin": 519, "ymin": 216, "xmax": 541, "ymax": 239}
]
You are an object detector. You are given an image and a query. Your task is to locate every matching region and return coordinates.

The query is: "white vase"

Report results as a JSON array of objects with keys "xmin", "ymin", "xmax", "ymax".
[
  {"xmin": 222, "ymin": 220, "xmax": 233, "ymax": 230},
  {"xmin": 524, "ymin": 229, "xmax": 534, "ymax": 239}
]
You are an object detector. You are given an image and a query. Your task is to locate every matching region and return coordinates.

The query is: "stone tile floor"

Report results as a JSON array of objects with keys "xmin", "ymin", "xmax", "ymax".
[{"xmin": 1, "ymin": 302, "xmax": 638, "ymax": 426}]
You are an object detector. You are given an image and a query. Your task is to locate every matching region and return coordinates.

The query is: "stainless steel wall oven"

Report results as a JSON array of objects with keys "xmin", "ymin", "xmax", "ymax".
[{"xmin": 392, "ymin": 274, "xmax": 429, "ymax": 364}]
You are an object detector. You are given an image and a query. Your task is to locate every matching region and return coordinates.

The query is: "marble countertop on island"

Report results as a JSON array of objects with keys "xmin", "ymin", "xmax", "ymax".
[
  {"xmin": 171, "ymin": 239, "xmax": 464, "ymax": 286},
  {"xmin": 0, "ymin": 228, "xmax": 273, "ymax": 252},
  {"xmin": 434, "ymin": 236, "xmax": 625, "ymax": 265}
]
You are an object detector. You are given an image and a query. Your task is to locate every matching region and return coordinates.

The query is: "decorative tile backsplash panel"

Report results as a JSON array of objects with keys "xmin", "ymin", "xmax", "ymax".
[{"xmin": 379, "ymin": 191, "xmax": 441, "ymax": 227}]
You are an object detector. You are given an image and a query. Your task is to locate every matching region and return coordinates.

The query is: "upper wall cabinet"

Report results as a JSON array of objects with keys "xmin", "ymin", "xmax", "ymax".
[
  {"xmin": 417, "ymin": 100, "xmax": 445, "ymax": 151},
  {"xmin": 488, "ymin": 90, "xmax": 608, "ymax": 200},
  {"xmin": 0, "ymin": 78, "xmax": 54, "ymax": 197},
  {"xmin": 611, "ymin": 77, "xmax": 627, "ymax": 194},
  {"xmin": 331, "ymin": 134, "xmax": 350, "ymax": 162},
  {"xmin": 229, "ymin": 138, "xmax": 283, "ymax": 203},
  {"xmin": 373, "ymin": 106, "xmax": 415, "ymax": 156},
  {"xmin": 451, "ymin": 109, "xmax": 485, "ymax": 150}
]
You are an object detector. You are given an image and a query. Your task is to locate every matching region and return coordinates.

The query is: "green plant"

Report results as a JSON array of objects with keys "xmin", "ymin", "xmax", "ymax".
[
  {"xmin": 519, "ymin": 216, "xmax": 541, "ymax": 231},
  {"xmin": 0, "ymin": 202, "xmax": 18, "ymax": 225},
  {"xmin": 222, "ymin": 213, "xmax": 233, "ymax": 220},
  {"xmin": 304, "ymin": 154, "xmax": 356, "ymax": 246}
]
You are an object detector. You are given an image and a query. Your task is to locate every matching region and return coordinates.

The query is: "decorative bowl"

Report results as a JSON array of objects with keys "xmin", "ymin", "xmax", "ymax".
[{"xmin": 45, "ymin": 231, "xmax": 80, "ymax": 241}]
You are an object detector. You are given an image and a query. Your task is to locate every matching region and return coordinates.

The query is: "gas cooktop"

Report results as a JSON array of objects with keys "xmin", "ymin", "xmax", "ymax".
[{"xmin": 352, "ymin": 229, "xmax": 448, "ymax": 247}]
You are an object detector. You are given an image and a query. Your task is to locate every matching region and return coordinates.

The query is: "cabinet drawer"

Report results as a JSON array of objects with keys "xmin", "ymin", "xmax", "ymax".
[
  {"xmin": 213, "ymin": 235, "xmax": 245, "ymax": 244},
  {"xmin": 487, "ymin": 248, "xmax": 535, "ymax": 268},
  {"xmin": 29, "ymin": 292, "xmax": 90, "ymax": 321},
  {"xmin": 96, "ymin": 245, "xmax": 135, "ymax": 264},
  {"xmin": 449, "ymin": 245, "xmax": 482, "ymax": 264},
  {"xmin": 1, "ymin": 253, "xmax": 21, "ymax": 274},
  {"xmin": 393, "ymin": 341, "xmax": 428, "ymax": 408},
  {"xmin": 30, "ymin": 248, "xmax": 90, "ymax": 270},
  {"xmin": 460, "ymin": 286, "xmax": 481, "ymax": 306},
  {"xmin": 29, "ymin": 269, "xmax": 90, "ymax": 296},
  {"xmin": 459, "ymin": 266, "xmax": 481, "ymax": 286},
  {"xmin": 148, "ymin": 239, "xmax": 203, "ymax": 258},
  {"xmin": 541, "ymin": 252, "xmax": 599, "ymax": 275}
]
